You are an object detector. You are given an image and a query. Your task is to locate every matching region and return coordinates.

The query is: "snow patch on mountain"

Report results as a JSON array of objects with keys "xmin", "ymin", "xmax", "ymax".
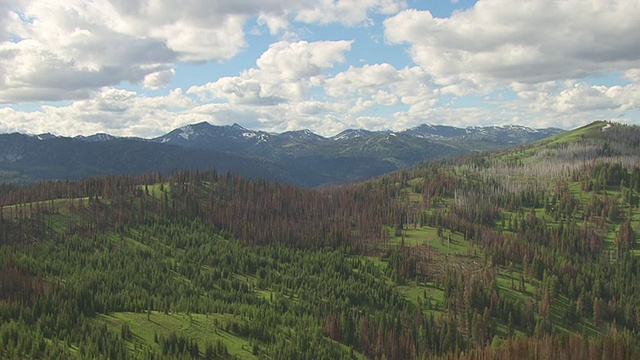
[{"xmin": 178, "ymin": 125, "xmax": 195, "ymax": 140}]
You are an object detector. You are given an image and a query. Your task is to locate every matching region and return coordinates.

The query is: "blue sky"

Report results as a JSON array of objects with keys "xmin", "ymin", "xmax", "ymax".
[{"xmin": 1, "ymin": 0, "xmax": 639, "ymax": 137}]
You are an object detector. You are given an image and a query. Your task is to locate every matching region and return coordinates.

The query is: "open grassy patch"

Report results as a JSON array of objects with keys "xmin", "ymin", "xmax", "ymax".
[
  {"xmin": 101, "ymin": 311, "xmax": 257, "ymax": 359},
  {"xmin": 396, "ymin": 284, "xmax": 428, "ymax": 305},
  {"xmin": 496, "ymin": 269, "xmax": 536, "ymax": 301},
  {"xmin": 389, "ymin": 225, "xmax": 473, "ymax": 255},
  {"xmin": 143, "ymin": 183, "xmax": 171, "ymax": 200},
  {"xmin": 545, "ymin": 121, "xmax": 607, "ymax": 146}
]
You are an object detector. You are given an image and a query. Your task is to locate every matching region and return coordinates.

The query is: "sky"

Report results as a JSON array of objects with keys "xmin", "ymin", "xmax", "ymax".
[{"xmin": 1, "ymin": 0, "xmax": 640, "ymax": 138}]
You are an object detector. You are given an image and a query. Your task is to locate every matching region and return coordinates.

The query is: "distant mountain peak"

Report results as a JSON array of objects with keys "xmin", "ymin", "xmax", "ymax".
[
  {"xmin": 403, "ymin": 123, "xmax": 467, "ymax": 139},
  {"xmin": 0, "ymin": 119, "xmax": 573, "ymax": 187},
  {"xmin": 332, "ymin": 129, "xmax": 374, "ymax": 141},
  {"xmin": 408, "ymin": 123, "xmax": 436, "ymax": 130},
  {"xmin": 74, "ymin": 133, "xmax": 119, "ymax": 142},
  {"xmin": 31, "ymin": 133, "xmax": 57, "ymax": 140},
  {"xmin": 279, "ymin": 129, "xmax": 326, "ymax": 141},
  {"xmin": 178, "ymin": 125, "xmax": 196, "ymax": 140}
]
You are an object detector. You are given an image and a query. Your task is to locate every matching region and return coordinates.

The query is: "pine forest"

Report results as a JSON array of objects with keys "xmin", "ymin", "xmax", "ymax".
[{"xmin": 1, "ymin": 121, "xmax": 640, "ymax": 359}]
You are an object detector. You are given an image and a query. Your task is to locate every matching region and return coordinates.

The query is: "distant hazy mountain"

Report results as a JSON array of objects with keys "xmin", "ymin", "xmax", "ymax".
[
  {"xmin": 331, "ymin": 129, "xmax": 384, "ymax": 141},
  {"xmin": 402, "ymin": 124, "xmax": 562, "ymax": 145},
  {"xmin": 150, "ymin": 122, "xmax": 561, "ymax": 149},
  {"xmin": 277, "ymin": 129, "xmax": 326, "ymax": 141},
  {"xmin": 74, "ymin": 133, "xmax": 121, "ymax": 142},
  {"xmin": 152, "ymin": 122, "xmax": 273, "ymax": 150},
  {"xmin": 0, "ymin": 123, "xmax": 563, "ymax": 187}
]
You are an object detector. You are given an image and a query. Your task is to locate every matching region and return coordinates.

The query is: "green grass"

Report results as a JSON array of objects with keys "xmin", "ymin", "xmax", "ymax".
[
  {"xmin": 388, "ymin": 226, "xmax": 438, "ymax": 246},
  {"xmin": 396, "ymin": 284, "xmax": 427, "ymax": 305},
  {"xmin": 396, "ymin": 282, "xmax": 445, "ymax": 312},
  {"xmin": 407, "ymin": 177, "xmax": 422, "ymax": 187},
  {"xmin": 357, "ymin": 254, "xmax": 447, "ymax": 313},
  {"xmin": 496, "ymin": 270, "xmax": 536, "ymax": 301},
  {"xmin": 545, "ymin": 121, "xmax": 607, "ymax": 146},
  {"xmin": 358, "ymin": 255, "xmax": 388, "ymax": 270},
  {"xmin": 143, "ymin": 183, "xmax": 171, "ymax": 200},
  {"xmin": 389, "ymin": 225, "xmax": 472, "ymax": 256},
  {"xmin": 494, "ymin": 267, "xmax": 603, "ymax": 338},
  {"xmin": 101, "ymin": 311, "xmax": 257, "ymax": 359},
  {"xmin": 0, "ymin": 197, "xmax": 101, "ymax": 236},
  {"xmin": 256, "ymin": 290, "xmax": 274, "ymax": 303}
]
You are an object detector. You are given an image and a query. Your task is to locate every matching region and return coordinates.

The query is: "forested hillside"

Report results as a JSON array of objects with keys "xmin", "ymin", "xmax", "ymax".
[{"xmin": 0, "ymin": 121, "xmax": 639, "ymax": 359}]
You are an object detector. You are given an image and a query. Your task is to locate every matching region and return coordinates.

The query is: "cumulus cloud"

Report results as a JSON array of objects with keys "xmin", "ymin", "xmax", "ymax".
[
  {"xmin": 1, "ymin": 0, "xmax": 181, "ymax": 102},
  {"xmin": 385, "ymin": 0, "xmax": 640, "ymax": 92},
  {"xmin": 188, "ymin": 40, "xmax": 353, "ymax": 104},
  {"xmin": 624, "ymin": 69, "xmax": 640, "ymax": 82},
  {"xmin": 294, "ymin": 100, "xmax": 343, "ymax": 115},
  {"xmin": 256, "ymin": 40, "xmax": 352, "ymax": 80},
  {"xmin": 0, "ymin": 0, "xmax": 404, "ymax": 103},
  {"xmin": 142, "ymin": 69, "xmax": 176, "ymax": 90},
  {"xmin": 326, "ymin": 63, "xmax": 402, "ymax": 96},
  {"xmin": 326, "ymin": 64, "xmax": 436, "ymax": 115},
  {"xmin": 295, "ymin": 0, "xmax": 407, "ymax": 26},
  {"xmin": 257, "ymin": 11, "xmax": 291, "ymax": 35},
  {"xmin": 0, "ymin": 1, "xmax": 18, "ymax": 41},
  {"xmin": 0, "ymin": 88, "xmax": 193, "ymax": 137},
  {"xmin": 525, "ymin": 81, "xmax": 640, "ymax": 114},
  {"xmin": 2, "ymin": 0, "xmax": 640, "ymax": 138},
  {"xmin": 0, "ymin": 39, "xmax": 359, "ymax": 138},
  {"xmin": 181, "ymin": 40, "xmax": 358, "ymax": 135}
]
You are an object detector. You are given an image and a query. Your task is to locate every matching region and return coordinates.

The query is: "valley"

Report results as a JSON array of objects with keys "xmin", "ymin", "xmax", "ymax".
[{"xmin": 0, "ymin": 121, "xmax": 639, "ymax": 359}]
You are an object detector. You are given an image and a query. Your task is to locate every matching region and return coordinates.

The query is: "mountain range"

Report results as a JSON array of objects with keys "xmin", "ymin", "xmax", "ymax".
[
  {"xmin": 2, "ymin": 121, "xmax": 640, "ymax": 358},
  {"xmin": 0, "ymin": 122, "xmax": 563, "ymax": 187}
]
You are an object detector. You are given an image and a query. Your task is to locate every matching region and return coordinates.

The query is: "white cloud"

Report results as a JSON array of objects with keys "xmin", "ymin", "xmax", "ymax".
[
  {"xmin": 257, "ymin": 11, "xmax": 291, "ymax": 35},
  {"xmin": 295, "ymin": 0, "xmax": 406, "ymax": 26},
  {"xmin": 326, "ymin": 64, "xmax": 436, "ymax": 110},
  {"xmin": 256, "ymin": 40, "xmax": 353, "ymax": 80},
  {"xmin": 326, "ymin": 63, "xmax": 401, "ymax": 96},
  {"xmin": 1, "ymin": 0, "xmax": 402, "ymax": 103},
  {"xmin": 349, "ymin": 98, "xmax": 375, "ymax": 114},
  {"xmin": 189, "ymin": 76, "xmax": 286, "ymax": 106},
  {"xmin": 0, "ymin": 87, "xmax": 193, "ymax": 137},
  {"xmin": 294, "ymin": 100, "xmax": 343, "ymax": 115},
  {"xmin": 525, "ymin": 81, "xmax": 640, "ymax": 114},
  {"xmin": 1, "ymin": 0, "xmax": 181, "ymax": 102},
  {"xmin": 624, "ymin": 69, "xmax": 640, "ymax": 83},
  {"xmin": 0, "ymin": 38, "xmax": 360, "ymax": 138},
  {"xmin": 373, "ymin": 91, "xmax": 398, "ymax": 106},
  {"xmin": 182, "ymin": 40, "xmax": 357, "ymax": 135},
  {"xmin": 143, "ymin": 69, "xmax": 176, "ymax": 90},
  {"xmin": 385, "ymin": 0, "xmax": 640, "ymax": 92},
  {"xmin": 0, "ymin": 1, "xmax": 17, "ymax": 41},
  {"xmin": 2, "ymin": 0, "xmax": 640, "ymax": 138},
  {"xmin": 188, "ymin": 40, "xmax": 352, "ymax": 103}
]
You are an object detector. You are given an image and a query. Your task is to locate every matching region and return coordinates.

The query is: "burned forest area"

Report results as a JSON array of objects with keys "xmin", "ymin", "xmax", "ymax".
[{"xmin": 1, "ymin": 121, "xmax": 640, "ymax": 359}]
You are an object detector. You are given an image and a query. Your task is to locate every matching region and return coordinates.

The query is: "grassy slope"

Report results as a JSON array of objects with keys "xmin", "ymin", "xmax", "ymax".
[
  {"xmin": 1, "ymin": 191, "xmax": 372, "ymax": 359},
  {"xmin": 0, "ymin": 194, "xmax": 260, "ymax": 358},
  {"xmin": 101, "ymin": 312, "xmax": 257, "ymax": 359},
  {"xmin": 375, "ymin": 121, "xmax": 636, "ymax": 339},
  {"xmin": 2, "ymin": 121, "xmax": 634, "ymax": 357}
]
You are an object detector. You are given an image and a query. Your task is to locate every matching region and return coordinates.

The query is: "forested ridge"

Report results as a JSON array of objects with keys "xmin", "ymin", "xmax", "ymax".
[{"xmin": 0, "ymin": 120, "xmax": 639, "ymax": 359}]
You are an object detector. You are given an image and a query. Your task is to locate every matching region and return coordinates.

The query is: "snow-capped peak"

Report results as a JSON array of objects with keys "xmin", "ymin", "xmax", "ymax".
[
  {"xmin": 178, "ymin": 125, "xmax": 195, "ymax": 140},
  {"xmin": 30, "ymin": 133, "xmax": 57, "ymax": 141},
  {"xmin": 231, "ymin": 123, "xmax": 247, "ymax": 131}
]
